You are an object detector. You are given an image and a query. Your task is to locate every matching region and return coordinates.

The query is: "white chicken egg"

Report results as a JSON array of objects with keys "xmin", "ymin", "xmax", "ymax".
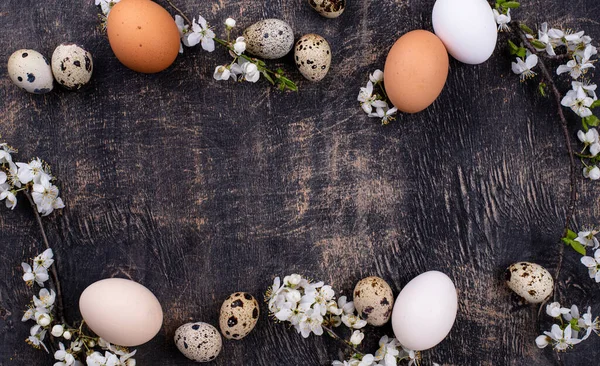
[
  {"xmin": 391, "ymin": 271, "xmax": 458, "ymax": 351},
  {"xmin": 432, "ymin": 0, "xmax": 498, "ymax": 64}
]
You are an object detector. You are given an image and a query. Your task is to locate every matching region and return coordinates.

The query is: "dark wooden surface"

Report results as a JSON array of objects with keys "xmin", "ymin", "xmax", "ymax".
[{"xmin": 1, "ymin": 0, "xmax": 600, "ymax": 365}]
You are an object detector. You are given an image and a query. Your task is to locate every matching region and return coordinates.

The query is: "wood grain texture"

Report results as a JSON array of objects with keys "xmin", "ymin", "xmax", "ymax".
[{"xmin": 1, "ymin": 0, "xmax": 600, "ymax": 365}]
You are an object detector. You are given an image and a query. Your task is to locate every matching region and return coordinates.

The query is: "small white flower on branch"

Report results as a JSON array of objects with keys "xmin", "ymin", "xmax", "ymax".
[
  {"xmin": 546, "ymin": 302, "xmax": 571, "ymax": 318},
  {"xmin": 213, "ymin": 66, "xmax": 232, "ymax": 81},
  {"xmin": 233, "ymin": 37, "xmax": 246, "ymax": 55},
  {"xmin": 34, "ymin": 288, "xmax": 56, "ymax": 310},
  {"xmin": 349, "ymin": 330, "xmax": 364, "ymax": 346},
  {"xmin": 581, "ymin": 249, "xmax": 600, "ymax": 282},
  {"xmin": 574, "ymin": 230, "xmax": 599, "ymax": 249},
  {"xmin": 34, "ymin": 248, "xmax": 54, "ymax": 269},
  {"xmin": 369, "ymin": 69, "xmax": 384, "ymax": 83},
  {"xmin": 240, "ymin": 60, "xmax": 261, "ymax": 83},
  {"xmin": 54, "ymin": 342, "xmax": 76, "ymax": 366},
  {"xmin": 557, "ymin": 45, "xmax": 595, "ymax": 79},
  {"xmin": 51, "ymin": 324, "xmax": 64, "ymax": 337},
  {"xmin": 561, "ymin": 85, "xmax": 594, "ymax": 118},
  {"xmin": 0, "ymin": 183, "xmax": 17, "ymax": 210},
  {"xmin": 511, "ymin": 53, "xmax": 538, "ymax": 81},
  {"xmin": 32, "ymin": 175, "xmax": 65, "ymax": 216},
  {"xmin": 225, "ymin": 18, "xmax": 236, "ymax": 29},
  {"xmin": 358, "ymin": 81, "xmax": 388, "ymax": 114},
  {"xmin": 183, "ymin": 16, "xmax": 215, "ymax": 52},
  {"xmin": 369, "ymin": 106, "xmax": 398, "ymax": 125},
  {"xmin": 536, "ymin": 324, "xmax": 582, "ymax": 351},
  {"xmin": 26, "ymin": 324, "xmax": 48, "ymax": 353},
  {"xmin": 583, "ymin": 165, "xmax": 600, "ymax": 180},
  {"xmin": 16, "ymin": 158, "xmax": 50, "ymax": 185},
  {"xmin": 35, "ymin": 311, "xmax": 51, "ymax": 327},
  {"xmin": 22, "ymin": 262, "xmax": 49, "ymax": 287},
  {"xmin": 493, "ymin": 9, "xmax": 511, "ymax": 32},
  {"xmin": 174, "ymin": 15, "xmax": 188, "ymax": 54}
]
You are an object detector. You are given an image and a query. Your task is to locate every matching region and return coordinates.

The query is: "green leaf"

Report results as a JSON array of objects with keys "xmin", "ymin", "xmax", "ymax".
[
  {"xmin": 583, "ymin": 115, "xmax": 600, "ymax": 127},
  {"xmin": 538, "ymin": 82, "xmax": 547, "ymax": 97},
  {"xmin": 496, "ymin": 0, "xmax": 507, "ymax": 4},
  {"xmin": 590, "ymin": 100, "xmax": 600, "ymax": 109},
  {"xmin": 567, "ymin": 229, "xmax": 578, "ymax": 240},
  {"xmin": 531, "ymin": 40, "xmax": 547, "ymax": 49},
  {"xmin": 503, "ymin": 1, "xmax": 520, "ymax": 8},
  {"xmin": 508, "ymin": 40, "xmax": 519, "ymax": 54},
  {"xmin": 519, "ymin": 24, "xmax": 535, "ymax": 35},
  {"xmin": 562, "ymin": 238, "xmax": 587, "ymax": 256},
  {"xmin": 516, "ymin": 48, "xmax": 527, "ymax": 58},
  {"xmin": 262, "ymin": 71, "xmax": 275, "ymax": 85}
]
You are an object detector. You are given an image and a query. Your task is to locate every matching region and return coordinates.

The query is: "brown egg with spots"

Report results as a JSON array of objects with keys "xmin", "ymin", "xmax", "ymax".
[
  {"xmin": 505, "ymin": 262, "xmax": 554, "ymax": 304},
  {"xmin": 174, "ymin": 322, "xmax": 222, "ymax": 362},
  {"xmin": 219, "ymin": 292, "xmax": 260, "ymax": 340},
  {"xmin": 294, "ymin": 34, "xmax": 331, "ymax": 82},
  {"xmin": 353, "ymin": 276, "xmax": 394, "ymax": 326}
]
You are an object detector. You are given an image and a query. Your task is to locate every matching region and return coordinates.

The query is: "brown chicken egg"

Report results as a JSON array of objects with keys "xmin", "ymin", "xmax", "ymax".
[
  {"xmin": 383, "ymin": 30, "xmax": 449, "ymax": 114},
  {"xmin": 107, "ymin": 0, "xmax": 180, "ymax": 73}
]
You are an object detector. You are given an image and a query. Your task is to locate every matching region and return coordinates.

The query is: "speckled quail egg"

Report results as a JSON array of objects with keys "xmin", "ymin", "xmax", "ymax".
[
  {"xmin": 243, "ymin": 19, "xmax": 294, "ymax": 59},
  {"xmin": 353, "ymin": 276, "xmax": 394, "ymax": 326},
  {"xmin": 7, "ymin": 49, "xmax": 53, "ymax": 94},
  {"xmin": 219, "ymin": 292, "xmax": 260, "ymax": 340},
  {"xmin": 51, "ymin": 43, "xmax": 93, "ymax": 90},
  {"xmin": 174, "ymin": 322, "xmax": 222, "ymax": 363},
  {"xmin": 505, "ymin": 262, "xmax": 554, "ymax": 304},
  {"xmin": 294, "ymin": 34, "xmax": 331, "ymax": 82},
  {"xmin": 308, "ymin": 0, "xmax": 346, "ymax": 18}
]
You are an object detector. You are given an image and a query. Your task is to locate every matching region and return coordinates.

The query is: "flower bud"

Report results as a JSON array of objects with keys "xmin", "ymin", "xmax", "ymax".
[
  {"xmin": 88, "ymin": 340, "xmax": 96, "ymax": 347},
  {"xmin": 37, "ymin": 313, "xmax": 51, "ymax": 327},
  {"xmin": 51, "ymin": 324, "xmax": 64, "ymax": 337},
  {"xmin": 225, "ymin": 18, "xmax": 236, "ymax": 28},
  {"xmin": 63, "ymin": 331, "xmax": 72, "ymax": 340}
]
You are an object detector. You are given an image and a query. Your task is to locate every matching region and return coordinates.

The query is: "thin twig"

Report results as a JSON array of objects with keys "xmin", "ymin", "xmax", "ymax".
[
  {"xmin": 163, "ymin": 0, "xmax": 191, "ymax": 24},
  {"xmin": 24, "ymin": 190, "xmax": 66, "ymax": 325},
  {"xmin": 513, "ymin": 24, "xmax": 578, "ymax": 289},
  {"xmin": 321, "ymin": 325, "xmax": 363, "ymax": 356}
]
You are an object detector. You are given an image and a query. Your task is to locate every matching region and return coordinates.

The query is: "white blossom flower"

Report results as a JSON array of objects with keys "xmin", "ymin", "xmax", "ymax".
[
  {"xmin": 575, "ymin": 230, "xmax": 599, "ymax": 249},
  {"xmin": 95, "ymin": 0, "xmax": 120, "ymax": 16},
  {"xmin": 6, "ymin": 161, "xmax": 21, "ymax": 188},
  {"xmin": 34, "ymin": 248, "xmax": 55, "ymax": 269},
  {"xmin": 36, "ymin": 311, "xmax": 52, "ymax": 327},
  {"xmin": 0, "ymin": 144, "xmax": 15, "ymax": 164},
  {"xmin": 374, "ymin": 335, "xmax": 400, "ymax": 366},
  {"xmin": 233, "ymin": 37, "xmax": 246, "ymax": 55},
  {"xmin": 51, "ymin": 324, "xmax": 64, "ymax": 337},
  {"xmin": 572, "ymin": 81, "xmax": 598, "ymax": 101},
  {"xmin": 358, "ymin": 354, "xmax": 375, "ymax": 366},
  {"xmin": 369, "ymin": 69, "xmax": 384, "ymax": 83},
  {"xmin": 241, "ymin": 60, "xmax": 260, "ymax": 83},
  {"xmin": 32, "ymin": 175, "xmax": 64, "ymax": 216},
  {"xmin": 22, "ymin": 262, "xmax": 49, "ymax": 286},
  {"xmin": 578, "ymin": 128, "xmax": 599, "ymax": 145},
  {"xmin": 583, "ymin": 166, "xmax": 600, "ymax": 180},
  {"xmin": 561, "ymin": 85, "xmax": 594, "ymax": 118},
  {"xmin": 0, "ymin": 183, "xmax": 17, "ymax": 210},
  {"xmin": 16, "ymin": 158, "xmax": 50, "ymax": 185},
  {"xmin": 532, "ymin": 23, "xmax": 558, "ymax": 56},
  {"xmin": 22, "ymin": 306, "xmax": 36, "ymax": 322},
  {"xmin": 26, "ymin": 324, "xmax": 48, "ymax": 352},
  {"xmin": 298, "ymin": 308, "xmax": 324, "ymax": 338},
  {"xmin": 342, "ymin": 313, "xmax": 367, "ymax": 329},
  {"xmin": 63, "ymin": 331, "xmax": 72, "ymax": 340},
  {"xmin": 369, "ymin": 106, "xmax": 398, "ymax": 125},
  {"xmin": 557, "ymin": 45, "xmax": 595, "ymax": 79},
  {"xmin": 54, "ymin": 342, "xmax": 76, "ymax": 366},
  {"xmin": 34, "ymin": 288, "xmax": 56, "ymax": 310},
  {"xmin": 581, "ymin": 249, "xmax": 600, "ymax": 282},
  {"xmin": 493, "ymin": 9, "xmax": 511, "ymax": 32},
  {"xmin": 511, "ymin": 53, "xmax": 538, "ymax": 80},
  {"xmin": 284, "ymin": 274, "xmax": 303, "ymax": 287},
  {"xmin": 174, "ymin": 15, "xmax": 189, "ymax": 53},
  {"xmin": 86, "ymin": 350, "xmax": 136, "ymax": 366},
  {"xmin": 183, "ymin": 16, "xmax": 215, "ymax": 52},
  {"xmin": 546, "ymin": 302, "xmax": 571, "ymax": 318},
  {"xmin": 213, "ymin": 66, "xmax": 232, "ymax": 81},
  {"xmin": 358, "ymin": 81, "xmax": 388, "ymax": 114},
  {"xmin": 350, "ymin": 330, "xmax": 365, "ymax": 346},
  {"xmin": 549, "ymin": 324, "xmax": 582, "ymax": 350},
  {"xmin": 225, "ymin": 18, "xmax": 236, "ymax": 28}
]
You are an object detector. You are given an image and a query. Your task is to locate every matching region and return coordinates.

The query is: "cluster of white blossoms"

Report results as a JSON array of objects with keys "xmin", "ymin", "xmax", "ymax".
[
  {"xmin": 536, "ymin": 302, "xmax": 600, "ymax": 351},
  {"xmin": 357, "ymin": 70, "xmax": 398, "ymax": 125},
  {"xmin": 21, "ymin": 248, "xmax": 136, "ymax": 365},
  {"xmin": 268, "ymin": 275, "xmax": 440, "ymax": 366},
  {"xmin": 577, "ymin": 127, "xmax": 600, "ymax": 180},
  {"xmin": 267, "ymin": 274, "xmax": 367, "ymax": 338},
  {"xmin": 333, "ymin": 336, "xmax": 440, "ymax": 366},
  {"xmin": 576, "ymin": 230, "xmax": 600, "ymax": 282},
  {"xmin": 0, "ymin": 143, "xmax": 64, "ymax": 215}
]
